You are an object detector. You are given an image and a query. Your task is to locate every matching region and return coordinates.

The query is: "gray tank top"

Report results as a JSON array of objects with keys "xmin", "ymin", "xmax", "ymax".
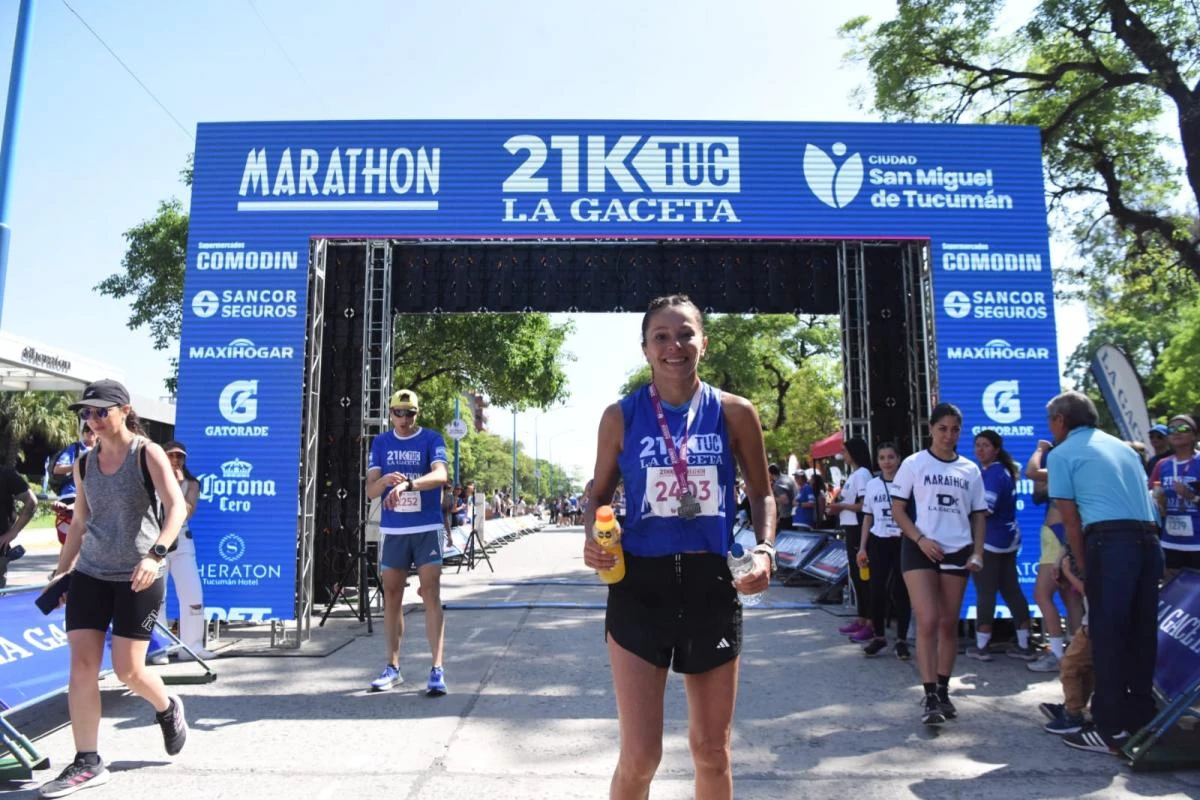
[{"xmin": 76, "ymin": 436, "xmax": 164, "ymax": 582}]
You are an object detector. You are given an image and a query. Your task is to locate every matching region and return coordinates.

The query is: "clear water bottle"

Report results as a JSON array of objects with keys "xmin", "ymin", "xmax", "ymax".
[{"xmin": 728, "ymin": 543, "xmax": 764, "ymax": 607}]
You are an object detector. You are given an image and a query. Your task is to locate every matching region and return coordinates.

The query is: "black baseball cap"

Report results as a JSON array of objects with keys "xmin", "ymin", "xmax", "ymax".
[{"xmin": 68, "ymin": 379, "xmax": 130, "ymax": 410}]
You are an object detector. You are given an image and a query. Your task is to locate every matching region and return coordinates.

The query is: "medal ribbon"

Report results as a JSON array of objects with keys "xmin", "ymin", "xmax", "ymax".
[{"xmin": 648, "ymin": 384, "xmax": 702, "ymax": 498}]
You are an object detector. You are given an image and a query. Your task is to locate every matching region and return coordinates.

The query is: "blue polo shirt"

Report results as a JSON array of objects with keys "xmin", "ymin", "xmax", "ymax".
[{"xmin": 1047, "ymin": 426, "xmax": 1156, "ymax": 528}]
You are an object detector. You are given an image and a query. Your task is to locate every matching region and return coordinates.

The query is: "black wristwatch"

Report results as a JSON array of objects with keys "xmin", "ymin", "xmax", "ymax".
[{"xmin": 149, "ymin": 543, "xmax": 169, "ymax": 561}]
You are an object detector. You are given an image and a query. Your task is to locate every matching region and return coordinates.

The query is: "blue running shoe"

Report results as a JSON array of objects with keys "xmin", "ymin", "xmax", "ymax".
[
  {"xmin": 370, "ymin": 665, "xmax": 402, "ymax": 692},
  {"xmin": 426, "ymin": 666, "xmax": 447, "ymax": 696}
]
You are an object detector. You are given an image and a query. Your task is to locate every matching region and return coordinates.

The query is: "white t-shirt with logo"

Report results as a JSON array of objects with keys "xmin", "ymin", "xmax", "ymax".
[
  {"xmin": 838, "ymin": 466, "xmax": 873, "ymax": 526},
  {"xmin": 889, "ymin": 450, "xmax": 987, "ymax": 551},
  {"xmin": 862, "ymin": 475, "xmax": 903, "ymax": 538}
]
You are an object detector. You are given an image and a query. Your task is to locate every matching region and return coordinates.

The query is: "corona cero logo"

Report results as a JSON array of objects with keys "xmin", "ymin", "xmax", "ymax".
[{"xmin": 803, "ymin": 143, "xmax": 864, "ymax": 208}]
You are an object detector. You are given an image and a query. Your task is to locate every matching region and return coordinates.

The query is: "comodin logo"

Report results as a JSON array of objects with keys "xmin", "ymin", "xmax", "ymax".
[{"xmin": 803, "ymin": 143, "xmax": 863, "ymax": 208}]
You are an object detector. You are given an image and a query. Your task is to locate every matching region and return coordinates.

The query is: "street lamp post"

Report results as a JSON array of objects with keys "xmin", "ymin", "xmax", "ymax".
[{"xmin": 0, "ymin": 0, "xmax": 37, "ymax": 329}]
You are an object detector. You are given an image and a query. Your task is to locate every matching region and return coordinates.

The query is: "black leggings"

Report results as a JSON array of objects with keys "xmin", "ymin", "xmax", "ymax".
[
  {"xmin": 972, "ymin": 549, "xmax": 1031, "ymax": 628},
  {"xmin": 867, "ymin": 534, "xmax": 911, "ymax": 640},
  {"xmin": 843, "ymin": 524, "xmax": 869, "ymax": 618}
]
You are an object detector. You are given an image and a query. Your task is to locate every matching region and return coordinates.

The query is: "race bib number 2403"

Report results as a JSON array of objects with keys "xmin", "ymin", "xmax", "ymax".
[{"xmin": 645, "ymin": 466, "xmax": 720, "ymax": 518}]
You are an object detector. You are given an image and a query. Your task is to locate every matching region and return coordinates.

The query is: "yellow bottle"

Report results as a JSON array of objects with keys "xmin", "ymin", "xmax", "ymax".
[
  {"xmin": 860, "ymin": 563, "xmax": 871, "ymax": 581},
  {"xmin": 593, "ymin": 505, "xmax": 625, "ymax": 584}
]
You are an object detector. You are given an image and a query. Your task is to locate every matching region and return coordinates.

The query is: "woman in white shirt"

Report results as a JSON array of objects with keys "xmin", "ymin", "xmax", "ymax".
[
  {"xmin": 891, "ymin": 404, "xmax": 986, "ymax": 726},
  {"xmin": 831, "ymin": 437, "xmax": 874, "ymax": 639},
  {"xmin": 856, "ymin": 443, "xmax": 912, "ymax": 660}
]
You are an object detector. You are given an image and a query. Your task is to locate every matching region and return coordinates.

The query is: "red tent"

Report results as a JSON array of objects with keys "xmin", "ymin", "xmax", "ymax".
[{"xmin": 810, "ymin": 430, "xmax": 843, "ymax": 461}]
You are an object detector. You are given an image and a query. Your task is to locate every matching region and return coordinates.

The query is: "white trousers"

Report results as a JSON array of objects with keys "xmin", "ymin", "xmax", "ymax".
[{"xmin": 159, "ymin": 532, "xmax": 207, "ymax": 650}]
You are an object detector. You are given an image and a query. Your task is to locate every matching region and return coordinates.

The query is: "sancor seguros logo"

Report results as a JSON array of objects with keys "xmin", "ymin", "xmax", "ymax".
[{"xmin": 803, "ymin": 143, "xmax": 864, "ymax": 209}]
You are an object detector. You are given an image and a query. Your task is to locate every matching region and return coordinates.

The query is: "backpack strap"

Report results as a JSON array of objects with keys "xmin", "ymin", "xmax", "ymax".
[
  {"xmin": 78, "ymin": 450, "xmax": 88, "ymax": 481},
  {"xmin": 137, "ymin": 440, "xmax": 164, "ymax": 530}
]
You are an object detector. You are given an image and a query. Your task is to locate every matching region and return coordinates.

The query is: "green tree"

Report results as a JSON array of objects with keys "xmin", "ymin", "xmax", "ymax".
[
  {"xmin": 841, "ymin": 0, "xmax": 1200, "ymax": 280},
  {"xmin": 0, "ymin": 391, "xmax": 77, "ymax": 469},
  {"xmin": 392, "ymin": 313, "xmax": 573, "ymax": 432},
  {"xmin": 96, "ymin": 165, "xmax": 191, "ymax": 393}
]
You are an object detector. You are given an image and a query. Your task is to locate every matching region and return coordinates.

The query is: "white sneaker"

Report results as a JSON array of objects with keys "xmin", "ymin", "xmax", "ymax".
[
  {"xmin": 148, "ymin": 651, "xmax": 170, "ymax": 666},
  {"xmin": 1027, "ymin": 650, "xmax": 1061, "ymax": 673}
]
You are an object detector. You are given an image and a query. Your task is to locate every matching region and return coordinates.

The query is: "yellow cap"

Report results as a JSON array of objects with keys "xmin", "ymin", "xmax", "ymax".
[{"xmin": 389, "ymin": 389, "xmax": 419, "ymax": 410}]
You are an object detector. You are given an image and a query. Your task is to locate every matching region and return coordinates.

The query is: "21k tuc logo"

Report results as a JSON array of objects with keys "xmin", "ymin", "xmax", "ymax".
[{"xmin": 803, "ymin": 143, "xmax": 864, "ymax": 209}]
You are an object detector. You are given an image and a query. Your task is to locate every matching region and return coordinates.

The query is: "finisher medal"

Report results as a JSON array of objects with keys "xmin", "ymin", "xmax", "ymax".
[{"xmin": 678, "ymin": 491, "xmax": 702, "ymax": 520}]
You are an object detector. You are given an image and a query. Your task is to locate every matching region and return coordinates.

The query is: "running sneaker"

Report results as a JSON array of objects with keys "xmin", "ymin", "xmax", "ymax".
[
  {"xmin": 849, "ymin": 625, "xmax": 876, "ymax": 643},
  {"xmin": 148, "ymin": 651, "xmax": 169, "ymax": 666},
  {"xmin": 1006, "ymin": 643, "xmax": 1040, "ymax": 661},
  {"xmin": 1027, "ymin": 651, "xmax": 1060, "ymax": 673},
  {"xmin": 921, "ymin": 693, "xmax": 946, "ymax": 726},
  {"xmin": 156, "ymin": 696, "xmax": 188, "ymax": 756},
  {"xmin": 1063, "ymin": 726, "xmax": 1129, "ymax": 756},
  {"xmin": 838, "ymin": 619, "xmax": 865, "ymax": 635},
  {"xmin": 862, "ymin": 638, "xmax": 889, "ymax": 658},
  {"xmin": 38, "ymin": 756, "xmax": 110, "ymax": 798},
  {"xmin": 965, "ymin": 645, "xmax": 994, "ymax": 662},
  {"xmin": 936, "ymin": 689, "xmax": 957, "ymax": 719},
  {"xmin": 1044, "ymin": 714, "xmax": 1086, "ymax": 736},
  {"xmin": 894, "ymin": 641, "xmax": 912, "ymax": 661},
  {"xmin": 370, "ymin": 665, "xmax": 402, "ymax": 692},
  {"xmin": 426, "ymin": 666, "xmax": 447, "ymax": 697},
  {"xmin": 1039, "ymin": 702, "xmax": 1065, "ymax": 721}
]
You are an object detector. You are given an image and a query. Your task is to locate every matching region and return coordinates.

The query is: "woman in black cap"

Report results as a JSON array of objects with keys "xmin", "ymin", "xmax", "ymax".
[{"xmin": 39, "ymin": 379, "xmax": 190, "ymax": 799}]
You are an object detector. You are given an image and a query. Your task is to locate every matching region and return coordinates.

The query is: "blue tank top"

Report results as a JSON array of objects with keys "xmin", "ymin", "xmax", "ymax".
[
  {"xmin": 617, "ymin": 382, "xmax": 736, "ymax": 557},
  {"xmin": 1160, "ymin": 455, "xmax": 1200, "ymax": 551},
  {"xmin": 368, "ymin": 428, "xmax": 449, "ymax": 535}
]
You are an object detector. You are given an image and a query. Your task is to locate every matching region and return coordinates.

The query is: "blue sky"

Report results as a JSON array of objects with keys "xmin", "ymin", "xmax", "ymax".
[{"xmin": 0, "ymin": 0, "xmax": 1079, "ymax": 479}]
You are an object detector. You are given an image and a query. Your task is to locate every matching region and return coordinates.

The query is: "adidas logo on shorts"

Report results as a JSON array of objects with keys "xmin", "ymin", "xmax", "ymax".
[
  {"xmin": 716, "ymin": 638, "xmax": 731, "ymax": 649},
  {"xmin": 429, "ymin": 549, "xmax": 439, "ymax": 556}
]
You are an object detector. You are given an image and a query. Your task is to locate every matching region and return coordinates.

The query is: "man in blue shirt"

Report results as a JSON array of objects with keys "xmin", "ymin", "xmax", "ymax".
[
  {"xmin": 1046, "ymin": 391, "xmax": 1160, "ymax": 755},
  {"xmin": 366, "ymin": 389, "xmax": 450, "ymax": 696}
]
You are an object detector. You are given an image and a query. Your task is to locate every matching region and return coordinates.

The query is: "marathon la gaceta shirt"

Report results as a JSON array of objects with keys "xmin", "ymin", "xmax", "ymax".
[
  {"xmin": 1150, "ymin": 454, "xmax": 1200, "ymax": 552},
  {"xmin": 617, "ymin": 382, "xmax": 736, "ymax": 558},
  {"xmin": 368, "ymin": 428, "xmax": 448, "ymax": 536},
  {"xmin": 890, "ymin": 450, "xmax": 987, "ymax": 551},
  {"xmin": 838, "ymin": 466, "xmax": 872, "ymax": 526},
  {"xmin": 981, "ymin": 461, "xmax": 1021, "ymax": 553},
  {"xmin": 862, "ymin": 476, "xmax": 903, "ymax": 538}
]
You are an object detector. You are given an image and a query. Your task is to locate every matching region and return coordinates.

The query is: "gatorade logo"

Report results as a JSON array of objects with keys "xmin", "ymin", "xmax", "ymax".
[
  {"xmin": 983, "ymin": 380, "xmax": 1022, "ymax": 425},
  {"xmin": 803, "ymin": 143, "xmax": 864, "ymax": 209}
]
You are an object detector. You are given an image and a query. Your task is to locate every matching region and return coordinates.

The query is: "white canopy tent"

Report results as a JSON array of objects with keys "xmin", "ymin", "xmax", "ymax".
[{"xmin": 0, "ymin": 330, "xmax": 175, "ymax": 425}]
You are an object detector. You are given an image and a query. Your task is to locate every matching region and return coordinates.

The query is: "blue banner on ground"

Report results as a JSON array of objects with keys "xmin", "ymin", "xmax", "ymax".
[
  {"xmin": 183, "ymin": 120, "xmax": 1061, "ymax": 621},
  {"xmin": 0, "ymin": 588, "xmax": 110, "ymax": 713},
  {"xmin": 1156, "ymin": 569, "xmax": 1200, "ymax": 701}
]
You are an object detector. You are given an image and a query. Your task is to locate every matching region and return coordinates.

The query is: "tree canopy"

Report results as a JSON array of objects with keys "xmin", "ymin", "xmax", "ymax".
[
  {"xmin": 842, "ymin": 0, "xmax": 1199, "ymax": 280},
  {"xmin": 843, "ymin": 0, "xmax": 1200, "ymax": 419}
]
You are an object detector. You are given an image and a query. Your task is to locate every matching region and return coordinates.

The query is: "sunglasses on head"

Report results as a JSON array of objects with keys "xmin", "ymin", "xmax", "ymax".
[
  {"xmin": 391, "ymin": 408, "xmax": 417, "ymax": 418},
  {"xmin": 77, "ymin": 406, "xmax": 117, "ymax": 420},
  {"xmin": 1169, "ymin": 424, "xmax": 1194, "ymax": 434}
]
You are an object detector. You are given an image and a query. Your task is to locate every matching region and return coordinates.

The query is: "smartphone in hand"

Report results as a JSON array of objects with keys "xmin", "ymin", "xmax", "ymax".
[{"xmin": 35, "ymin": 572, "xmax": 71, "ymax": 615}]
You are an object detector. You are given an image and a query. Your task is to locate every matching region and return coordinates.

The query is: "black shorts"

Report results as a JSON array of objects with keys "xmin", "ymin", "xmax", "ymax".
[
  {"xmin": 65, "ymin": 570, "xmax": 165, "ymax": 641},
  {"xmin": 900, "ymin": 536, "xmax": 972, "ymax": 574},
  {"xmin": 605, "ymin": 552, "xmax": 742, "ymax": 674}
]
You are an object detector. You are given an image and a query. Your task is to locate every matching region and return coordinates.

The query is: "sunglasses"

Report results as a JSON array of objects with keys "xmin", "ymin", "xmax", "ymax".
[
  {"xmin": 391, "ymin": 408, "xmax": 417, "ymax": 418},
  {"xmin": 77, "ymin": 406, "xmax": 117, "ymax": 420},
  {"xmin": 1168, "ymin": 424, "xmax": 1194, "ymax": 434}
]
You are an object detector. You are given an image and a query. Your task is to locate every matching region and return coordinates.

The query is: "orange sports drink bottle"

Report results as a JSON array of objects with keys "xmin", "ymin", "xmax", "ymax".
[
  {"xmin": 859, "ymin": 561, "xmax": 871, "ymax": 581},
  {"xmin": 593, "ymin": 505, "xmax": 625, "ymax": 584}
]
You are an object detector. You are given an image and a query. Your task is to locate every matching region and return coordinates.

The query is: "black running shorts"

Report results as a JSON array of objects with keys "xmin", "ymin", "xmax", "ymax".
[
  {"xmin": 65, "ymin": 569, "xmax": 165, "ymax": 641},
  {"xmin": 900, "ymin": 536, "xmax": 972, "ymax": 574},
  {"xmin": 605, "ymin": 551, "xmax": 742, "ymax": 674}
]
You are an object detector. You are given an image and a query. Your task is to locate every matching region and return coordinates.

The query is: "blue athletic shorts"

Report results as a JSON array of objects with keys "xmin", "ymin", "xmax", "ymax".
[{"xmin": 380, "ymin": 530, "xmax": 443, "ymax": 572}]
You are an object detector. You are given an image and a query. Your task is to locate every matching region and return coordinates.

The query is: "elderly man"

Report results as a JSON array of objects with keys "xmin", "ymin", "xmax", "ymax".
[{"xmin": 1045, "ymin": 391, "xmax": 1161, "ymax": 755}]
